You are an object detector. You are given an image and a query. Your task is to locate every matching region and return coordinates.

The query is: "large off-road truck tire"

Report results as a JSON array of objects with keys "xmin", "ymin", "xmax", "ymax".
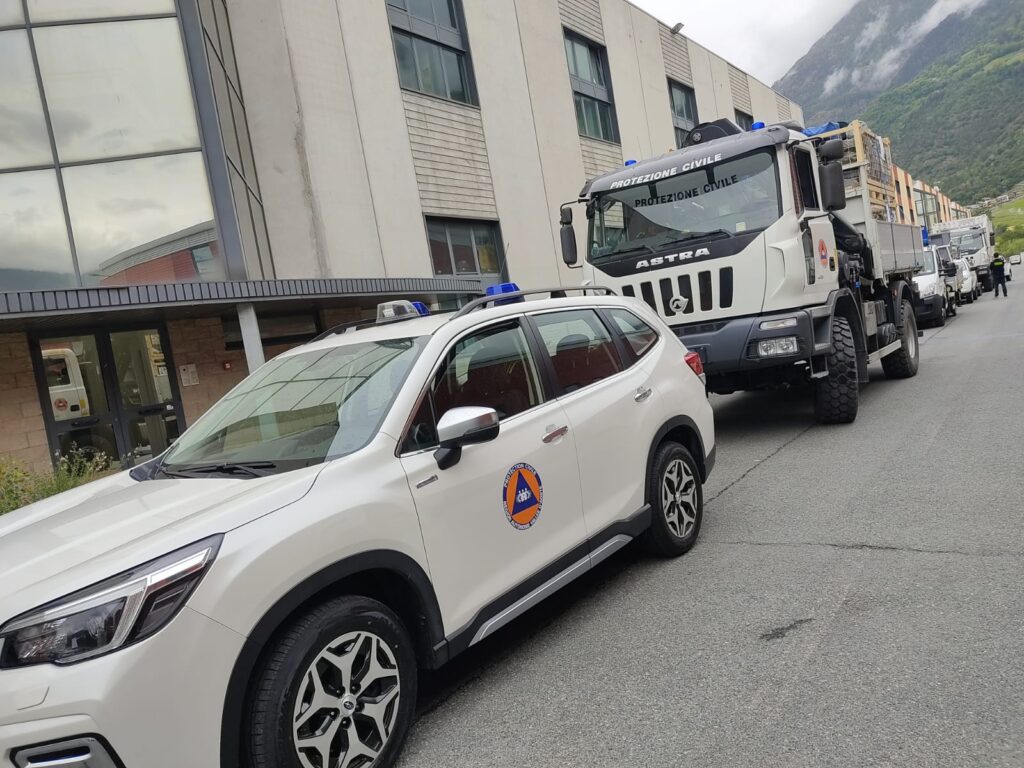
[
  {"xmin": 814, "ymin": 316, "xmax": 859, "ymax": 424},
  {"xmin": 882, "ymin": 298, "xmax": 920, "ymax": 379}
]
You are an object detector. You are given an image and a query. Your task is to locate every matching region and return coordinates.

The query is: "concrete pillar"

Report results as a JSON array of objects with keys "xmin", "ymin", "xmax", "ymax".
[{"xmin": 237, "ymin": 303, "xmax": 265, "ymax": 371}]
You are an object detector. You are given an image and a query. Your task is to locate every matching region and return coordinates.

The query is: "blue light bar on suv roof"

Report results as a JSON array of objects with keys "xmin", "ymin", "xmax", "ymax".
[{"xmin": 485, "ymin": 282, "xmax": 524, "ymax": 305}]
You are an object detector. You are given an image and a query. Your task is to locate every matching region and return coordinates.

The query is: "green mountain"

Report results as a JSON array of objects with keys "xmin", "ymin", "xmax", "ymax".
[{"xmin": 775, "ymin": 0, "xmax": 1024, "ymax": 203}]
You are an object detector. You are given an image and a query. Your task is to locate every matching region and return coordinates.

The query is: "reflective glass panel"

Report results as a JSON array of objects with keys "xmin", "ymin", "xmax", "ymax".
[
  {"xmin": 413, "ymin": 36, "xmax": 445, "ymax": 98},
  {"xmin": 0, "ymin": 0, "xmax": 23, "ymax": 25},
  {"xmin": 473, "ymin": 225, "xmax": 500, "ymax": 274},
  {"xmin": 0, "ymin": 170, "xmax": 77, "ymax": 290},
  {"xmin": 35, "ymin": 18, "xmax": 201, "ymax": 163},
  {"xmin": 57, "ymin": 424, "xmax": 118, "ymax": 464},
  {"xmin": 110, "ymin": 330, "xmax": 174, "ymax": 408},
  {"xmin": 0, "ymin": 31, "xmax": 52, "ymax": 169},
  {"xmin": 39, "ymin": 336, "xmax": 110, "ymax": 419},
  {"xmin": 27, "ymin": 0, "xmax": 174, "ymax": 22},
  {"xmin": 62, "ymin": 152, "xmax": 220, "ymax": 287},
  {"xmin": 449, "ymin": 224, "xmax": 476, "ymax": 274},
  {"xmin": 393, "ymin": 31, "xmax": 417, "ymax": 91},
  {"xmin": 428, "ymin": 221, "xmax": 452, "ymax": 275}
]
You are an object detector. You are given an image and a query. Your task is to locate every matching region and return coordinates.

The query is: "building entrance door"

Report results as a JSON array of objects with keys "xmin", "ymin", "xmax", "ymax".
[{"xmin": 34, "ymin": 327, "xmax": 183, "ymax": 468}]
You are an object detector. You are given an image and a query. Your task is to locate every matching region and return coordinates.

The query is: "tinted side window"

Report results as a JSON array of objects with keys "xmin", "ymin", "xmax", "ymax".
[
  {"xmin": 403, "ymin": 322, "xmax": 542, "ymax": 452},
  {"xmin": 533, "ymin": 309, "xmax": 623, "ymax": 393},
  {"xmin": 793, "ymin": 149, "xmax": 820, "ymax": 211},
  {"xmin": 607, "ymin": 308, "xmax": 659, "ymax": 365}
]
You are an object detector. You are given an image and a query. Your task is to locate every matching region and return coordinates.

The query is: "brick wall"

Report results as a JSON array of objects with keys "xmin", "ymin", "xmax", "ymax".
[
  {"xmin": 167, "ymin": 317, "xmax": 250, "ymax": 426},
  {"xmin": 0, "ymin": 333, "xmax": 50, "ymax": 473}
]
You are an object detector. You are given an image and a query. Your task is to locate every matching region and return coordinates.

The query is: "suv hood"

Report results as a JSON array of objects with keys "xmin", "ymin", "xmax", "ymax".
[{"xmin": 0, "ymin": 466, "xmax": 321, "ymax": 621}]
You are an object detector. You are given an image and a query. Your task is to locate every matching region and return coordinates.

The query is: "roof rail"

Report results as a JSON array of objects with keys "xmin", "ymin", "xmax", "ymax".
[
  {"xmin": 449, "ymin": 286, "xmax": 616, "ymax": 320},
  {"xmin": 311, "ymin": 317, "xmax": 379, "ymax": 342}
]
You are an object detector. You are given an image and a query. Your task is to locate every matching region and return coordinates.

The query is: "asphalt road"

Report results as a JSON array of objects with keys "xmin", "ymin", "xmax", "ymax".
[{"xmin": 399, "ymin": 290, "xmax": 1024, "ymax": 768}]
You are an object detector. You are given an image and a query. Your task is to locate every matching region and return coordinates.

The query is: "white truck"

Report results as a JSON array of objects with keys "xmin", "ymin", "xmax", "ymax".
[
  {"xmin": 931, "ymin": 215, "xmax": 995, "ymax": 291},
  {"xmin": 559, "ymin": 118, "xmax": 924, "ymax": 424}
]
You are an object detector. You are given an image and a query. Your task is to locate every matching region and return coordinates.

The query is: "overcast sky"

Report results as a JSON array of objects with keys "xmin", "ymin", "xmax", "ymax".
[{"xmin": 631, "ymin": 0, "xmax": 859, "ymax": 83}]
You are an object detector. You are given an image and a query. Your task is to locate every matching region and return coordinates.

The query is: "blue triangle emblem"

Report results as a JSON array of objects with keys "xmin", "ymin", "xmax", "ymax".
[{"xmin": 511, "ymin": 471, "xmax": 536, "ymax": 516}]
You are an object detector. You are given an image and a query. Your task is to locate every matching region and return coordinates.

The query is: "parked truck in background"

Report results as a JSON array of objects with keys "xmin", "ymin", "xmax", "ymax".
[
  {"xmin": 559, "ymin": 118, "xmax": 923, "ymax": 425},
  {"xmin": 931, "ymin": 215, "xmax": 996, "ymax": 291}
]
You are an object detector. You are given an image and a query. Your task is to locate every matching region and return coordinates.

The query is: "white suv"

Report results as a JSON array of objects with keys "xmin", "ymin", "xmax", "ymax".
[{"xmin": 0, "ymin": 287, "xmax": 714, "ymax": 768}]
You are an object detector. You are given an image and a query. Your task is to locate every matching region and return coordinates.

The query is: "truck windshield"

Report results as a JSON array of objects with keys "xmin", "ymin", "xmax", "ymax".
[
  {"xmin": 919, "ymin": 251, "xmax": 937, "ymax": 275},
  {"xmin": 955, "ymin": 232, "xmax": 985, "ymax": 255},
  {"xmin": 158, "ymin": 337, "xmax": 425, "ymax": 476},
  {"xmin": 588, "ymin": 149, "xmax": 780, "ymax": 264}
]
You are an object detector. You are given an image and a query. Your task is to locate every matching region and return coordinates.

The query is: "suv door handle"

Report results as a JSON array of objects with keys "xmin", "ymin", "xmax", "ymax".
[
  {"xmin": 542, "ymin": 425, "xmax": 569, "ymax": 443},
  {"xmin": 634, "ymin": 386, "xmax": 653, "ymax": 403}
]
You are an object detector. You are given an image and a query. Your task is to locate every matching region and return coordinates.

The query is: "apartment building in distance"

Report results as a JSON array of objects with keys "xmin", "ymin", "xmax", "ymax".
[{"xmin": 0, "ymin": 0, "xmax": 802, "ymax": 471}]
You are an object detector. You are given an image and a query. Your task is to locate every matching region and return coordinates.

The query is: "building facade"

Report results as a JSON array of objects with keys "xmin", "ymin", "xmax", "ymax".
[{"xmin": 0, "ymin": 0, "xmax": 802, "ymax": 471}]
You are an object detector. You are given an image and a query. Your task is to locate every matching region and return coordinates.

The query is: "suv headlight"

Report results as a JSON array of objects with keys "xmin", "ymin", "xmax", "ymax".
[{"xmin": 0, "ymin": 535, "xmax": 221, "ymax": 669}]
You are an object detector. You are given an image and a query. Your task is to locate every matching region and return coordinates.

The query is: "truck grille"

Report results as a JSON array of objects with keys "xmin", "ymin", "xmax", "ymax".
[{"xmin": 621, "ymin": 267, "xmax": 734, "ymax": 318}]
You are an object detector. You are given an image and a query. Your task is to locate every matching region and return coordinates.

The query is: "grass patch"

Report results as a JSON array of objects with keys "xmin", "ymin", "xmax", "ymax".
[
  {"xmin": 991, "ymin": 197, "xmax": 1024, "ymax": 258},
  {"xmin": 0, "ymin": 451, "xmax": 112, "ymax": 516}
]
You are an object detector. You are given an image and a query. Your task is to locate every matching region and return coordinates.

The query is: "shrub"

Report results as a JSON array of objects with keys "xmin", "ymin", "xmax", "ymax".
[{"xmin": 0, "ymin": 451, "xmax": 112, "ymax": 516}]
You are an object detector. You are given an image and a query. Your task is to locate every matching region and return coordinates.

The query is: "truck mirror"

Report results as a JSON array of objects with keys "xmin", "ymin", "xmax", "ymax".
[
  {"xmin": 560, "ymin": 222, "xmax": 578, "ymax": 267},
  {"xmin": 819, "ymin": 162, "xmax": 847, "ymax": 212},
  {"xmin": 559, "ymin": 206, "xmax": 573, "ymax": 226},
  {"xmin": 817, "ymin": 139, "xmax": 844, "ymax": 163}
]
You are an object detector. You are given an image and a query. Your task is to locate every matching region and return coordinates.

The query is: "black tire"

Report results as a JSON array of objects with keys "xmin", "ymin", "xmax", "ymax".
[
  {"xmin": 814, "ymin": 316, "xmax": 859, "ymax": 424},
  {"xmin": 881, "ymin": 298, "xmax": 920, "ymax": 379},
  {"xmin": 966, "ymin": 289, "xmax": 975, "ymax": 304},
  {"xmin": 934, "ymin": 299, "xmax": 946, "ymax": 327},
  {"xmin": 248, "ymin": 596, "xmax": 418, "ymax": 768},
  {"xmin": 643, "ymin": 442, "xmax": 703, "ymax": 557}
]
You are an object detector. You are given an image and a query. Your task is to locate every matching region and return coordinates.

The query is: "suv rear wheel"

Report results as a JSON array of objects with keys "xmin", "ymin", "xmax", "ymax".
[
  {"xmin": 248, "ymin": 596, "xmax": 417, "ymax": 768},
  {"xmin": 643, "ymin": 442, "xmax": 703, "ymax": 557}
]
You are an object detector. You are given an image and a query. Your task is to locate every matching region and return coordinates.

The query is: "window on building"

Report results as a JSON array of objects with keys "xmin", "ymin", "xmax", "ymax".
[
  {"xmin": 734, "ymin": 110, "xmax": 754, "ymax": 131},
  {"xmin": 668, "ymin": 80, "xmax": 698, "ymax": 149},
  {"xmin": 426, "ymin": 219, "xmax": 504, "ymax": 281},
  {"xmin": 564, "ymin": 31, "xmax": 618, "ymax": 142},
  {"xmin": 387, "ymin": 0, "xmax": 475, "ymax": 105}
]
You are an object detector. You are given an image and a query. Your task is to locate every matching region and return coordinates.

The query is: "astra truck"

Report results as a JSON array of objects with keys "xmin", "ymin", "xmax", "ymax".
[
  {"xmin": 558, "ymin": 118, "xmax": 924, "ymax": 424},
  {"xmin": 930, "ymin": 215, "xmax": 996, "ymax": 292}
]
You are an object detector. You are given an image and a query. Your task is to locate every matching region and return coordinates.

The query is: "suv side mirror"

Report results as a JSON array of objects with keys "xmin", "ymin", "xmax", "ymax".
[
  {"xmin": 816, "ymin": 139, "xmax": 844, "ymax": 163},
  {"xmin": 819, "ymin": 161, "xmax": 847, "ymax": 211},
  {"xmin": 559, "ymin": 205, "xmax": 578, "ymax": 267},
  {"xmin": 434, "ymin": 407, "xmax": 499, "ymax": 470}
]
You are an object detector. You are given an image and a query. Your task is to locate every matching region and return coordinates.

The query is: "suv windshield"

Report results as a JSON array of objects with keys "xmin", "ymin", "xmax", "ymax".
[
  {"xmin": 158, "ymin": 337, "xmax": 425, "ymax": 476},
  {"xmin": 587, "ymin": 149, "xmax": 781, "ymax": 265}
]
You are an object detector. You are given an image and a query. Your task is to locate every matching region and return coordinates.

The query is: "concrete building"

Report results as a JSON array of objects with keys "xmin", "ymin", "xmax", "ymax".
[{"xmin": 0, "ymin": 0, "xmax": 802, "ymax": 471}]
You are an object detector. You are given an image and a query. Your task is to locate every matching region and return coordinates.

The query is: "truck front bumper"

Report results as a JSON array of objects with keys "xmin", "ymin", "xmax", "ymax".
[
  {"xmin": 914, "ymin": 293, "xmax": 944, "ymax": 323},
  {"xmin": 673, "ymin": 307, "xmax": 829, "ymax": 380}
]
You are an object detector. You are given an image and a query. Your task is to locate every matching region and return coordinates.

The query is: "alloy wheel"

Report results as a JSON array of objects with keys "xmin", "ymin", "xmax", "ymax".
[
  {"xmin": 292, "ymin": 631, "xmax": 401, "ymax": 768},
  {"xmin": 661, "ymin": 458, "xmax": 697, "ymax": 539}
]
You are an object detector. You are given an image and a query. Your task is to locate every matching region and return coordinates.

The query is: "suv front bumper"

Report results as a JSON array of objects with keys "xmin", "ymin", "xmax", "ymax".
[
  {"xmin": 0, "ymin": 607, "xmax": 244, "ymax": 768},
  {"xmin": 914, "ymin": 293, "xmax": 944, "ymax": 323}
]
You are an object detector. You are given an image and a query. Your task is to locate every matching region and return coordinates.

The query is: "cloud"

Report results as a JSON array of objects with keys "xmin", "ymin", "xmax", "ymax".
[
  {"xmin": 855, "ymin": 8, "xmax": 890, "ymax": 51},
  {"xmin": 862, "ymin": 0, "xmax": 992, "ymax": 88},
  {"xmin": 99, "ymin": 197, "xmax": 169, "ymax": 216},
  {"xmin": 822, "ymin": 68, "xmax": 849, "ymax": 97}
]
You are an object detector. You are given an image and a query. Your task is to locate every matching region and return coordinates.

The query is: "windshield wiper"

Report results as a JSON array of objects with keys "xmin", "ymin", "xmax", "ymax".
[
  {"xmin": 161, "ymin": 461, "xmax": 278, "ymax": 478},
  {"xmin": 657, "ymin": 229, "xmax": 734, "ymax": 248}
]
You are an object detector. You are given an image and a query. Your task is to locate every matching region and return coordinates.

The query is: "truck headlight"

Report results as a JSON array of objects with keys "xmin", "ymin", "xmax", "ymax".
[
  {"xmin": 0, "ymin": 535, "xmax": 221, "ymax": 668},
  {"xmin": 758, "ymin": 337, "xmax": 799, "ymax": 357},
  {"xmin": 919, "ymin": 285, "xmax": 936, "ymax": 298}
]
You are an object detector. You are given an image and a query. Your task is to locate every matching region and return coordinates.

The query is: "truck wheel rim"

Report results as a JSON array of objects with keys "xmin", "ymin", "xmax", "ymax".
[
  {"xmin": 906, "ymin": 311, "xmax": 918, "ymax": 359},
  {"xmin": 661, "ymin": 458, "xmax": 697, "ymax": 539},
  {"xmin": 292, "ymin": 630, "xmax": 401, "ymax": 768}
]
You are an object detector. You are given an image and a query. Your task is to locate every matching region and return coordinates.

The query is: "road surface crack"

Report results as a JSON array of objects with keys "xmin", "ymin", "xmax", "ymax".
[
  {"xmin": 706, "ymin": 424, "xmax": 815, "ymax": 505},
  {"xmin": 705, "ymin": 539, "xmax": 1023, "ymax": 558},
  {"xmin": 760, "ymin": 617, "xmax": 814, "ymax": 641}
]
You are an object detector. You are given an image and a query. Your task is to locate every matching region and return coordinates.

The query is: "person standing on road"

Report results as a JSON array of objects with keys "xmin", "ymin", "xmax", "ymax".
[{"xmin": 991, "ymin": 252, "xmax": 1008, "ymax": 297}]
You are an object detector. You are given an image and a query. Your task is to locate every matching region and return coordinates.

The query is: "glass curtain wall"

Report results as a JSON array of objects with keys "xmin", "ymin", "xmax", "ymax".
[{"xmin": 0, "ymin": 0, "xmax": 268, "ymax": 291}]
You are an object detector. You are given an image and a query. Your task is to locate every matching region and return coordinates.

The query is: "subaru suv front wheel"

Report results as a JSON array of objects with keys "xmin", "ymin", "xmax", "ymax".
[{"xmin": 248, "ymin": 596, "xmax": 417, "ymax": 768}]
